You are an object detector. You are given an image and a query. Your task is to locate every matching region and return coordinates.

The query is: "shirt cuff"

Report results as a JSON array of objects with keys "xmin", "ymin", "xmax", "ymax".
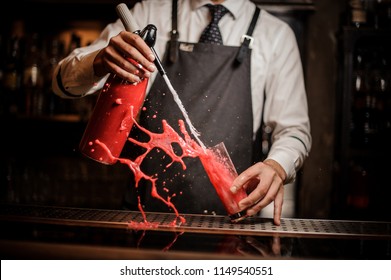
[
  {"xmin": 56, "ymin": 50, "xmax": 108, "ymax": 98},
  {"xmin": 80, "ymin": 50, "xmax": 106, "ymax": 85},
  {"xmin": 266, "ymin": 151, "xmax": 296, "ymax": 184},
  {"xmin": 265, "ymin": 136, "xmax": 308, "ymax": 184}
]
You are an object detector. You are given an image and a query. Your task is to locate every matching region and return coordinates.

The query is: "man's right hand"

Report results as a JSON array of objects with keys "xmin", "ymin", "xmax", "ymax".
[{"xmin": 93, "ymin": 30, "xmax": 156, "ymax": 83}]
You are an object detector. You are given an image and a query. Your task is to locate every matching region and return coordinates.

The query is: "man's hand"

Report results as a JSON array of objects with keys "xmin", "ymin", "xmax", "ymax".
[
  {"xmin": 93, "ymin": 31, "xmax": 156, "ymax": 82},
  {"xmin": 230, "ymin": 159, "xmax": 287, "ymax": 225}
]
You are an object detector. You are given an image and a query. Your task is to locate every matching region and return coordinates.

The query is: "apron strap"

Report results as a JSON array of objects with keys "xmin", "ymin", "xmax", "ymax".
[
  {"xmin": 169, "ymin": 0, "xmax": 179, "ymax": 63},
  {"xmin": 235, "ymin": 6, "xmax": 261, "ymax": 64}
]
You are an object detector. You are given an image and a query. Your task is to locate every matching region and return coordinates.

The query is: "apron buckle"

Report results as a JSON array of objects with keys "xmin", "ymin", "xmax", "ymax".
[{"xmin": 240, "ymin": 34, "xmax": 254, "ymax": 49}]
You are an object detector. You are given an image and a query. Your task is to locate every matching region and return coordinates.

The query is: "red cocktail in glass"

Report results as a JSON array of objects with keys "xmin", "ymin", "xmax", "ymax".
[{"xmin": 200, "ymin": 142, "xmax": 248, "ymax": 222}]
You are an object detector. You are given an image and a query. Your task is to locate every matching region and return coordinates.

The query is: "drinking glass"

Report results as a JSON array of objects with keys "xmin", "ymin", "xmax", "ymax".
[{"xmin": 200, "ymin": 142, "xmax": 248, "ymax": 222}]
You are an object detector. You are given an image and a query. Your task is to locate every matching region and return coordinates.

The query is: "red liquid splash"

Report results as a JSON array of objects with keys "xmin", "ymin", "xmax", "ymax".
[
  {"xmin": 94, "ymin": 106, "xmax": 202, "ymax": 227},
  {"xmin": 80, "ymin": 77, "xmax": 248, "ymax": 227},
  {"xmin": 93, "ymin": 104, "xmax": 247, "ymax": 226}
]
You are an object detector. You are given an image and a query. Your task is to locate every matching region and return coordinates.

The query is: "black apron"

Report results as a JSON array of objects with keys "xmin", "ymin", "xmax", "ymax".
[{"xmin": 124, "ymin": 4, "xmax": 261, "ymax": 216}]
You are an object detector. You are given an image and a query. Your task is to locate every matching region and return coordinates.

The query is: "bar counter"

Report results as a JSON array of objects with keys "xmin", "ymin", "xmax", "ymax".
[{"xmin": 1, "ymin": 204, "xmax": 390, "ymax": 260}]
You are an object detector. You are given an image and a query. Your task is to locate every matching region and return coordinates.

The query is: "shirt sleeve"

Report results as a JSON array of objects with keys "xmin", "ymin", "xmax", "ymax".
[{"xmin": 263, "ymin": 22, "xmax": 312, "ymax": 183}]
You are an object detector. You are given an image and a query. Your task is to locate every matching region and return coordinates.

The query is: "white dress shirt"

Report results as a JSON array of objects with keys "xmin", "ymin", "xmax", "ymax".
[{"xmin": 52, "ymin": 0, "xmax": 312, "ymax": 183}]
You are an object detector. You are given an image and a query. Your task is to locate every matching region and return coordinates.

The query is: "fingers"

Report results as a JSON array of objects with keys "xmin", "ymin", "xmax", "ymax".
[
  {"xmin": 98, "ymin": 46, "xmax": 146, "ymax": 83},
  {"xmin": 118, "ymin": 32, "xmax": 156, "ymax": 71},
  {"xmin": 273, "ymin": 187, "xmax": 284, "ymax": 226},
  {"xmin": 230, "ymin": 162, "xmax": 263, "ymax": 194},
  {"xmin": 231, "ymin": 162, "xmax": 284, "ymax": 226},
  {"xmin": 94, "ymin": 31, "xmax": 157, "ymax": 83},
  {"xmin": 243, "ymin": 176, "xmax": 280, "ymax": 216}
]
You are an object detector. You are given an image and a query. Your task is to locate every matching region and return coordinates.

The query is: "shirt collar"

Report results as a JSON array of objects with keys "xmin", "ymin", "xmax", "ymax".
[{"xmin": 191, "ymin": 0, "xmax": 246, "ymax": 20}]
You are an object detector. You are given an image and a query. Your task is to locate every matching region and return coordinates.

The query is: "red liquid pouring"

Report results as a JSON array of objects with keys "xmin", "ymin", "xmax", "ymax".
[{"xmin": 79, "ymin": 75, "xmax": 148, "ymax": 164}]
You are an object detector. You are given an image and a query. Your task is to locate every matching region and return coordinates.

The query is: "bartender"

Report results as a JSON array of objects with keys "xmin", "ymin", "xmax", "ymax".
[{"xmin": 52, "ymin": 0, "xmax": 311, "ymax": 225}]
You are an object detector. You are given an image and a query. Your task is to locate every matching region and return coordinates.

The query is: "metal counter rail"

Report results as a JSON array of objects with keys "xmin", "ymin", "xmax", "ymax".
[{"xmin": 1, "ymin": 204, "xmax": 391, "ymax": 239}]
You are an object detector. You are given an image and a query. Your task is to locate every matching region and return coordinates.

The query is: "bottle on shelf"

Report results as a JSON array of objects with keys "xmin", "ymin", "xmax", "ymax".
[
  {"xmin": 379, "ymin": 48, "xmax": 391, "ymax": 143},
  {"xmin": 67, "ymin": 32, "xmax": 81, "ymax": 55},
  {"xmin": 23, "ymin": 33, "xmax": 45, "ymax": 116},
  {"xmin": 350, "ymin": 45, "xmax": 389, "ymax": 148},
  {"xmin": 351, "ymin": 47, "xmax": 370, "ymax": 147},
  {"xmin": 43, "ymin": 38, "xmax": 65, "ymax": 116},
  {"xmin": 373, "ymin": 0, "xmax": 391, "ymax": 29},
  {"xmin": 368, "ymin": 47, "xmax": 389, "ymax": 145},
  {"xmin": 2, "ymin": 36, "xmax": 23, "ymax": 115},
  {"xmin": 349, "ymin": 0, "xmax": 368, "ymax": 28},
  {"xmin": 347, "ymin": 160, "xmax": 370, "ymax": 217}
]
